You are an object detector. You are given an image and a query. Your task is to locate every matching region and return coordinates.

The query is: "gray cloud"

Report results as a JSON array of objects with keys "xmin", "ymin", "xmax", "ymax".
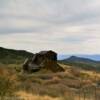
[{"xmin": 0, "ymin": 0, "xmax": 100, "ymax": 54}]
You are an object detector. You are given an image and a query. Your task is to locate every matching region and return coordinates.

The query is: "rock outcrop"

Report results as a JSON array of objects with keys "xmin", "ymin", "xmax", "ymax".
[{"xmin": 23, "ymin": 50, "xmax": 64, "ymax": 73}]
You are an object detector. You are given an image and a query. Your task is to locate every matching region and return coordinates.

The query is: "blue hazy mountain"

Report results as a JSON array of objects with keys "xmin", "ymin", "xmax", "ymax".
[
  {"xmin": 59, "ymin": 55, "xmax": 100, "ymax": 71},
  {"xmin": 58, "ymin": 54, "xmax": 100, "ymax": 61}
]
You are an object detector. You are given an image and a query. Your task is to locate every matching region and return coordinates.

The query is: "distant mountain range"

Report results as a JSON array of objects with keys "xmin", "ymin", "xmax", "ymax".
[
  {"xmin": 58, "ymin": 54, "xmax": 100, "ymax": 61},
  {"xmin": 60, "ymin": 56, "xmax": 100, "ymax": 71},
  {"xmin": 63, "ymin": 56, "xmax": 99, "ymax": 63}
]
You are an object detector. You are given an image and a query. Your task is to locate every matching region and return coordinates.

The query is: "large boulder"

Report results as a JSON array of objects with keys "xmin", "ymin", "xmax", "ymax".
[{"xmin": 23, "ymin": 50, "xmax": 64, "ymax": 73}]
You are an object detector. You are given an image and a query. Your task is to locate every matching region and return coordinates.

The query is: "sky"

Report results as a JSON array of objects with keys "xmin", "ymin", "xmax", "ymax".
[{"xmin": 0, "ymin": 0, "xmax": 100, "ymax": 54}]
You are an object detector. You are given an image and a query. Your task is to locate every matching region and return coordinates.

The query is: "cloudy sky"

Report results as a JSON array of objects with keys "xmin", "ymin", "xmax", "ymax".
[{"xmin": 0, "ymin": 0, "xmax": 100, "ymax": 54}]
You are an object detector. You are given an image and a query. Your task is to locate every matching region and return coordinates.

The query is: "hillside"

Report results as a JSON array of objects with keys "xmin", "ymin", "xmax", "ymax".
[
  {"xmin": 0, "ymin": 62, "xmax": 100, "ymax": 100},
  {"xmin": 60, "ymin": 56, "xmax": 100, "ymax": 71},
  {"xmin": 0, "ymin": 47, "xmax": 100, "ymax": 100},
  {"xmin": 0, "ymin": 47, "xmax": 33, "ymax": 64}
]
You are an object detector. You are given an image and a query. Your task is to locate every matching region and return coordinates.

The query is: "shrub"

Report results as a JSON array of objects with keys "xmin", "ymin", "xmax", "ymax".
[{"xmin": 0, "ymin": 76, "xmax": 13, "ymax": 97}]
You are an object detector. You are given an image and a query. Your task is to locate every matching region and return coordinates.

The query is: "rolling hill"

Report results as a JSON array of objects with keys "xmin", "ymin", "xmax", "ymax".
[
  {"xmin": 60, "ymin": 56, "xmax": 100, "ymax": 71},
  {"xmin": 0, "ymin": 47, "xmax": 33, "ymax": 64}
]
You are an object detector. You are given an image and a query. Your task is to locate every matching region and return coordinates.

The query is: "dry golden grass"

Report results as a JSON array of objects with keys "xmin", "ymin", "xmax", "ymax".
[
  {"xmin": 16, "ymin": 91, "xmax": 62, "ymax": 100},
  {"xmin": 81, "ymin": 70, "xmax": 100, "ymax": 81},
  {"xmin": 0, "ymin": 67, "xmax": 9, "ymax": 76},
  {"xmin": 16, "ymin": 91, "xmax": 95, "ymax": 100},
  {"xmin": 0, "ymin": 63, "xmax": 100, "ymax": 100},
  {"xmin": 58, "ymin": 63, "xmax": 70, "ymax": 68},
  {"xmin": 61, "ymin": 63, "xmax": 100, "ymax": 80}
]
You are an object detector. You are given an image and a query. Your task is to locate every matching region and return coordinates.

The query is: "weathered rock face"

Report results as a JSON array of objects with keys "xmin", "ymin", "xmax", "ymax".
[{"xmin": 23, "ymin": 50, "xmax": 64, "ymax": 73}]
